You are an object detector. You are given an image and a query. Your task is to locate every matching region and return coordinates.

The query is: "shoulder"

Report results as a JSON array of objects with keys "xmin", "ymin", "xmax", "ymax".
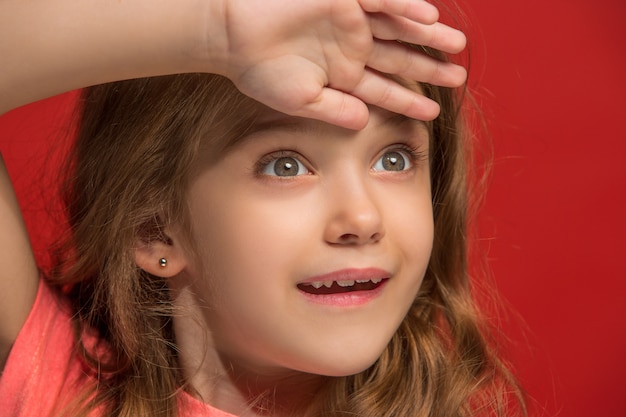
[{"xmin": 0, "ymin": 279, "xmax": 77, "ymax": 416}]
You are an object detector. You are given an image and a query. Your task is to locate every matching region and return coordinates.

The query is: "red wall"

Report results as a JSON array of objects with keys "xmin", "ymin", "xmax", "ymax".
[
  {"xmin": 1, "ymin": 2, "xmax": 625, "ymax": 416},
  {"xmin": 467, "ymin": 1, "xmax": 626, "ymax": 416}
]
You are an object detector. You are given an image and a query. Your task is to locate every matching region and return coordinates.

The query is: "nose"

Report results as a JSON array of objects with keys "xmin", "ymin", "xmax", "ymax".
[{"xmin": 323, "ymin": 178, "xmax": 385, "ymax": 246}]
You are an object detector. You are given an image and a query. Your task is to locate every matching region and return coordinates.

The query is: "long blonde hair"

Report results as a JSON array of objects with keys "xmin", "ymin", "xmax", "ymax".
[{"xmin": 49, "ymin": 48, "xmax": 526, "ymax": 416}]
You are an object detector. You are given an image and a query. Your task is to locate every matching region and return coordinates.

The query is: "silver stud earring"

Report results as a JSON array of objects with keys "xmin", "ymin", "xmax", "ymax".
[{"xmin": 159, "ymin": 258, "xmax": 167, "ymax": 268}]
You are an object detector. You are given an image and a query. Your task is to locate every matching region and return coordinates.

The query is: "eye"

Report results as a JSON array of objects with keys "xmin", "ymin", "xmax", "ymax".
[
  {"xmin": 261, "ymin": 155, "xmax": 309, "ymax": 177},
  {"xmin": 372, "ymin": 150, "xmax": 411, "ymax": 172}
]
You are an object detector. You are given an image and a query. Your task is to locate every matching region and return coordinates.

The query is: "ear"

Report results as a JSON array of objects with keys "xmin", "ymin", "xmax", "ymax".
[{"xmin": 134, "ymin": 228, "xmax": 188, "ymax": 278}]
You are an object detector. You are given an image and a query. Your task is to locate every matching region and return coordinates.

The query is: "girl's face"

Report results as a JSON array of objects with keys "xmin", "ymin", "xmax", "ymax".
[{"xmin": 175, "ymin": 105, "xmax": 433, "ymax": 380}]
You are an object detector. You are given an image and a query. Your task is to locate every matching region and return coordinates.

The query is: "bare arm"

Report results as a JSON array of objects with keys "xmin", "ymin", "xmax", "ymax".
[
  {"xmin": 0, "ymin": 0, "xmax": 214, "ymax": 115},
  {"xmin": 0, "ymin": 0, "xmax": 466, "ymax": 125},
  {"xmin": 0, "ymin": 155, "xmax": 39, "ymax": 369}
]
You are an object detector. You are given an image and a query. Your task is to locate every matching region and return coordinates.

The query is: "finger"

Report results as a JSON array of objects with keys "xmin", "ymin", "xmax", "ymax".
[
  {"xmin": 358, "ymin": 0, "xmax": 439, "ymax": 25},
  {"xmin": 368, "ymin": 40, "xmax": 467, "ymax": 87},
  {"xmin": 351, "ymin": 70, "xmax": 441, "ymax": 121},
  {"xmin": 294, "ymin": 88, "xmax": 370, "ymax": 130},
  {"xmin": 370, "ymin": 14, "xmax": 467, "ymax": 54}
]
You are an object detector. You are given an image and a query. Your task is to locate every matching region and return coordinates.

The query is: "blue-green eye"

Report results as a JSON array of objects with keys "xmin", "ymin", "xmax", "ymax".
[
  {"xmin": 372, "ymin": 150, "xmax": 411, "ymax": 172},
  {"xmin": 262, "ymin": 156, "xmax": 309, "ymax": 177}
]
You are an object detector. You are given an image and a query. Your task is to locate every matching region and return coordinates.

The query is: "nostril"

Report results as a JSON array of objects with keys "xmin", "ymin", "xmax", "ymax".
[
  {"xmin": 337, "ymin": 231, "xmax": 383, "ymax": 244},
  {"xmin": 338, "ymin": 233, "xmax": 359, "ymax": 244}
]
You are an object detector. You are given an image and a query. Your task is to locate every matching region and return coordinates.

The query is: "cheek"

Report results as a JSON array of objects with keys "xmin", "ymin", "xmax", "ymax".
[
  {"xmin": 384, "ymin": 190, "xmax": 434, "ymax": 305},
  {"xmin": 404, "ymin": 200, "xmax": 434, "ymax": 256},
  {"xmin": 384, "ymin": 181, "xmax": 434, "ymax": 257},
  {"xmin": 188, "ymin": 191, "xmax": 315, "ymax": 293}
]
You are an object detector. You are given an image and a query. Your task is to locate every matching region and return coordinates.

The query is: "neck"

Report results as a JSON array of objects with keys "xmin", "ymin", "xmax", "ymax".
[
  {"xmin": 171, "ymin": 284, "xmax": 326, "ymax": 417},
  {"xmin": 210, "ymin": 363, "xmax": 325, "ymax": 417}
]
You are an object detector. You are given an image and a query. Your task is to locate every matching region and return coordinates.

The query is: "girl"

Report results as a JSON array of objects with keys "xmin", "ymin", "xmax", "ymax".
[{"xmin": 0, "ymin": 0, "xmax": 525, "ymax": 416}]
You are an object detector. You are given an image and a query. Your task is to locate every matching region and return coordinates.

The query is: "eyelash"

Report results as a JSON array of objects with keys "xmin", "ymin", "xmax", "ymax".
[
  {"xmin": 255, "ymin": 150, "xmax": 311, "ymax": 177},
  {"xmin": 374, "ymin": 144, "xmax": 427, "ymax": 172},
  {"xmin": 255, "ymin": 144, "xmax": 427, "ymax": 177}
]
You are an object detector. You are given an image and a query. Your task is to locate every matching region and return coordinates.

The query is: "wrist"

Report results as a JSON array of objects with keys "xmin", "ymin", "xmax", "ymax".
[
  {"xmin": 182, "ymin": 0, "xmax": 230, "ymax": 76},
  {"xmin": 126, "ymin": 0, "xmax": 227, "ymax": 76}
]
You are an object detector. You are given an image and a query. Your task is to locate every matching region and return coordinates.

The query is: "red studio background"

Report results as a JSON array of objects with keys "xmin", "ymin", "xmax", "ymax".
[{"xmin": 1, "ymin": 1, "xmax": 625, "ymax": 416}]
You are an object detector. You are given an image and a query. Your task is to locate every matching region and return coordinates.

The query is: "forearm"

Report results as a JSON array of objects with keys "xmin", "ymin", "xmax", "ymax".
[{"xmin": 0, "ymin": 0, "xmax": 219, "ymax": 114}]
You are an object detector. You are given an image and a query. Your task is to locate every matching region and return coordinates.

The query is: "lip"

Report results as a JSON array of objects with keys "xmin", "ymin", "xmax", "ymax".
[
  {"xmin": 297, "ymin": 268, "xmax": 391, "ymax": 307},
  {"xmin": 298, "ymin": 268, "xmax": 391, "ymax": 285}
]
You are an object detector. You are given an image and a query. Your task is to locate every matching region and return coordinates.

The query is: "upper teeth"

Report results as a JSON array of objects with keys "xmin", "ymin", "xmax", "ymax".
[{"xmin": 307, "ymin": 278, "xmax": 382, "ymax": 289}]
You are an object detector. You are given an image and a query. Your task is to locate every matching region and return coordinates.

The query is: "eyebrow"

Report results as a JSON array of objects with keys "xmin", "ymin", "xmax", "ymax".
[
  {"xmin": 381, "ymin": 112, "xmax": 427, "ymax": 130},
  {"xmin": 244, "ymin": 118, "xmax": 313, "ymax": 137},
  {"xmin": 243, "ymin": 111, "xmax": 427, "ymax": 139}
]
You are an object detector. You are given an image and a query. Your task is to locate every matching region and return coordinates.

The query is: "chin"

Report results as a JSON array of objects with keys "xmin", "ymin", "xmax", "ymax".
[
  {"xmin": 301, "ymin": 349, "xmax": 385, "ymax": 378},
  {"xmin": 317, "ymin": 361, "xmax": 378, "ymax": 378}
]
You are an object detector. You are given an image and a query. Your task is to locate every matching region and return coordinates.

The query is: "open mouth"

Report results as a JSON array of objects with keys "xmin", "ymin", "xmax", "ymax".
[{"xmin": 297, "ymin": 278, "xmax": 386, "ymax": 295}]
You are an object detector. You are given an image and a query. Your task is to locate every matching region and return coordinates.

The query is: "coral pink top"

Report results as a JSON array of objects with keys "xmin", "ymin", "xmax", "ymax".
[{"xmin": 0, "ymin": 280, "xmax": 236, "ymax": 417}]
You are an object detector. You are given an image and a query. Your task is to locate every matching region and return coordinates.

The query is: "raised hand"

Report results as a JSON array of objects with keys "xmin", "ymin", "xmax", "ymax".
[
  {"xmin": 211, "ymin": 0, "xmax": 467, "ymax": 129},
  {"xmin": 0, "ymin": 0, "xmax": 466, "ymax": 125}
]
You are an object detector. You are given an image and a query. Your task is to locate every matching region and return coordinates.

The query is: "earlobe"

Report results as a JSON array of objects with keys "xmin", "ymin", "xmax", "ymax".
[{"xmin": 134, "ymin": 235, "xmax": 187, "ymax": 278}]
